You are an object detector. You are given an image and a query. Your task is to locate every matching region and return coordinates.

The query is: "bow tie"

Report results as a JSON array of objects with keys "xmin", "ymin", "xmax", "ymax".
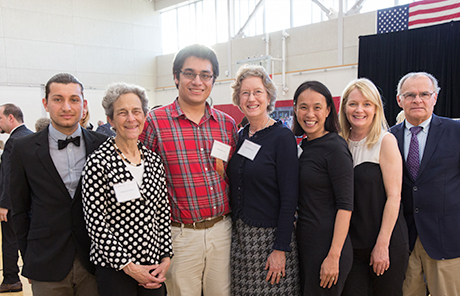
[{"xmin": 58, "ymin": 136, "xmax": 81, "ymax": 150}]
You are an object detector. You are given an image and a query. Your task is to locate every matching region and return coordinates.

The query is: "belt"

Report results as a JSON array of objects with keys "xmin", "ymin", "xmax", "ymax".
[{"xmin": 171, "ymin": 215, "xmax": 227, "ymax": 230}]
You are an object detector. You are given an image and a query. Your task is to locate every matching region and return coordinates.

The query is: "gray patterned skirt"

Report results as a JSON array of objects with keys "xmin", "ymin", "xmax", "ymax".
[{"xmin": 231, "ymin": 219, "xmax": 300, "ymax": 296}]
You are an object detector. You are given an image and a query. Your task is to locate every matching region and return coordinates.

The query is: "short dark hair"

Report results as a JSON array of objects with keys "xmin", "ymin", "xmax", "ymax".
[
  {"xmin": 45, "ymin": 73, "xmax": 84, "ymax": 100},
  {"xmin": 292, "ymin": 81, "xmax": 339, "ymax": 137},
  {"xmin": 1, "ymin": 103, "xmax": 24, "ymax": 123},
  {"xmin": 172, "ymin": 44, "xmax": 219, "ymax": 88}
]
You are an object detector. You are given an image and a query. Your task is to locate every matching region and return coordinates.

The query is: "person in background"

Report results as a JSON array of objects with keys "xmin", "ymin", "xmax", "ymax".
[
  {"xmin": 227, "ymin": 65, "xmax": 300, "ymax": 295},
  {"xmin": 35, "ymin": 117, "xmax": 51, "ymax": 132},
  {"xmin": 82, "ymin": 82, "xmax": 172, "ymax": 296},
  {"xmin": 140, "ymin": 44, "xmax": 237, "ymax": 296},
  {"xmin": 0, "ymin": 104, "xmax": 33, "ymax": 293},
  {"xmin": 339, "ymin": 78, "xmax": 409, "ymax": 296},
  {"xmin": 292, "ymin": 81, "xmax": 353, "ymax": 296},
  {"xmin": 10, "ymin": 73, "xmax": 106, "ymax": 296},
  {"xmin": 390, "ymin": 72, "xmax": 460, "ymax": 295},
  {"xmin": 95, "ymin": 121, "xmax": 116, "ymax": 137},
  {"xmin": 237, "ymin": 116, "xmax": 248, "ymax": 130},
  {"xmin": 396, "ymin": 110, "xmax": 405, "ymax": 125},
  {"xmin": 80, "ymin": 106, "xmax": 93, "ymax": 130}
]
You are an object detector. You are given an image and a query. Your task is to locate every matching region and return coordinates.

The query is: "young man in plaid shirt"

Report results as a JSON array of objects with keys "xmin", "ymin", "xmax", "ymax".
[{"xmin": 140, "ymin": 44, "xmax": 237, "ymax": 296}]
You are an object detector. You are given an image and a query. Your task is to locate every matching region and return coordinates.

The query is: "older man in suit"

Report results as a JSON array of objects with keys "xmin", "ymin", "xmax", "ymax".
[
  {"xmin": 10, "ymin": 73, "xmax": 106, "ymax": 296},
  {"xmin": 390, "ymin": 72, "xmax": 460, "ymax": 296},
  {"xmin": 0, "ymin": 104, "xmax": 33, "ymax": 293}
]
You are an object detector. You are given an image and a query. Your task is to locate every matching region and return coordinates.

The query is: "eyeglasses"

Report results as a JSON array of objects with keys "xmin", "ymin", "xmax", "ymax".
[
  {"xmin": 240, "ymin": 90, "xmax": 266, "ymax": 99},
  {"xmin": 400, "ymin": 91, "xmax": 435, "ymax": 101},
  {"xmin": 179, "ymin": 71, "xmax": 213, "ymax": 81}
]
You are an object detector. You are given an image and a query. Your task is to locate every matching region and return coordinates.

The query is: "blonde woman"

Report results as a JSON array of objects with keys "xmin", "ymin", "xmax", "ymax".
[{"xmin": 339, "ymin": 78, "xmax": 409, "ymax": 296}]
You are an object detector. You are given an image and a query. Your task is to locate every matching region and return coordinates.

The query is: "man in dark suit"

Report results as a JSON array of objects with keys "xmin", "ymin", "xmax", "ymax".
[
  {"xmin": 95, "ymin": 121, "xmax": 115, "ymax": 137},
  {"xmin": 0, "ymin": 104, "xmax": 33, "ymax": 293},
  {"xmin": 390, "ymin": 72, "xmax": 460, "ymax": 295},
  {"xmin": 10, "ymin": 73, "xmax": 106, "ymax": 296}
]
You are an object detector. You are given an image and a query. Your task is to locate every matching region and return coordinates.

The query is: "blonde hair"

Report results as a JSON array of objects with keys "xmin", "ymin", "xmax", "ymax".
[
  {"xmin": 339, "ymin": 78, "xmax": 388, "ymax": 148},
  {"xmin": 79, "ymin": 106, "xmax": 91, "ymax": 129},
  {"xmin": 396, "ymin": 110, "xmax": 405, "ymax": 124}
]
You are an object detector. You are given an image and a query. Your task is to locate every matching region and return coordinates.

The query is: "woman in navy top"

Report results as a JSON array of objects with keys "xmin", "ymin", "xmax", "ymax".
[{"xmin": 227, "ymin": 65, "xmax": 300, "ymax": 295}]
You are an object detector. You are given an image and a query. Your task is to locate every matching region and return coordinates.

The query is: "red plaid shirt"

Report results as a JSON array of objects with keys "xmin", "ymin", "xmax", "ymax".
[{"xmin": 140, "ymin": 99, "xmax": 238, "ymax": 223}]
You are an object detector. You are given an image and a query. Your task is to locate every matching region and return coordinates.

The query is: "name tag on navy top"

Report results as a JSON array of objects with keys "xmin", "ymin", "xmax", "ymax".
[
  {"xmin": 113, "ymin": 180, "xmax": 141, "ymax": 203},
  {"xmin": 237, "ymin": 139, "xmax": 261, "ymax": 161}
]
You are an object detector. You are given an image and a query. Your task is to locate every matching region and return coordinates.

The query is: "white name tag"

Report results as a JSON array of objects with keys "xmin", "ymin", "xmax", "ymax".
[
  {"xmin": 237, "ymin": 139, "xmax": 261, "ymax": 161},
  {"xmin": 297, "ymin": 146, "xmax": 303, "ymax": 158},
  {"xmin": 113, "ymin": 180, "xmax": 142, "ymax": 203},
  {"xmin": 210, "ymin": 140, "xmax": 231, "ymax": 162}
]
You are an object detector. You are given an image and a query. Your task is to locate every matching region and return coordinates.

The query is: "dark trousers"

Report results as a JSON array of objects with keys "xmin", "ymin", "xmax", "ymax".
[
  {"xmin": 342, "ymin": 244, "xmax": 409, "ymax": 296},
  {"xmin": 1, "ymin": 211, "xmax": 20, "ymax": 284},
  {"xmin": 95, "ymin": 265, "xmax": 165, "ymax": 296}
]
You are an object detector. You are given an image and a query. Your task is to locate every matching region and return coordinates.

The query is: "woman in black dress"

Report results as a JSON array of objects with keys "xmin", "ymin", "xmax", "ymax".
[
  {"xmin": 292, "ymin": 81, "xmax": 353, "ymax": 296},
  {"xmin": 339, "ymin": 78, "xmax": 409, "ymax": 296}
]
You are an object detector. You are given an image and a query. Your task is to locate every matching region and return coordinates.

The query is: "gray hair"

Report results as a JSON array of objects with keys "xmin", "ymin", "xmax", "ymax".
[
  {"xmin": 35, "ymin": 117, "xmax": 51, "ymax": 132},
  {"xmin": 102, "ymin": 82, "xmax": 149, "ymax": 120},
  {"xmin": 231, "ymin": 65, "xmax": 277, "ymax": 113},
  {"xmin": 397, "ymin": 72, "xmax": 441, "ymax": 95}
]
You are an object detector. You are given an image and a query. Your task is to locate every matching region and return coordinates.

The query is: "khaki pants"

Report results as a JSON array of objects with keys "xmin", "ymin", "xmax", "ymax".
[
  {"xmin": 31, "ymin": 257, "xmax": 98, "ymax": 296},
  {"xmin": 165, "ymin": 217, "xmax": 231, "ymax": 296},
  {"xmin": 403, "ymin": 236, "xmax": 460, "ymax": 296}
]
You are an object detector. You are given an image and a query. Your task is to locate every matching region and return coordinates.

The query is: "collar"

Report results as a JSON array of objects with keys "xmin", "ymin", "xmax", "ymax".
[
  {"xmin": 404, "ymin": 115, "xmax": 432, "ymax": 133},
  {"xmin": 49, "ymin": 123, "xmax": 83, "ymax": 142},
  {"xmin": 9, "ymin": 123, "xmax": 25, "ymax": 135},
  {"xmin": 170, "ymin": 98, "xmax": 217, "ymax": 123}
]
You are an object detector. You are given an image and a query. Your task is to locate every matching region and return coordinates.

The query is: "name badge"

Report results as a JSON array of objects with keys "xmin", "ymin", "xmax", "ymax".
[
  {"xmin": 297, "ymin": 146, "xmax": 303, "ymax": 158},
  {"xmin": 113, "ymin": 180, "xmax": 142, "ymax": 203},
  {"xmin": 210, "ymin": 140, "xmax": 231, "ymax": 162},
  {"xmin": 237, "ymin": 139, "xmax": 261, "ymax": 161}
]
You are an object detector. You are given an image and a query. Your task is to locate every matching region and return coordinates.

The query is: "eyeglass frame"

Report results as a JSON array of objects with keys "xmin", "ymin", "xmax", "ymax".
[
  {"xmin": 239, "ymin": 90, "xmax": 266, "ymax": 99},
  {"xmin": 178, "ymin": 70, "xmax": 214, "ymax": 82},
  {"xmin": 399, "ymin": 91, "xmax": 436, "ymax": 101}
]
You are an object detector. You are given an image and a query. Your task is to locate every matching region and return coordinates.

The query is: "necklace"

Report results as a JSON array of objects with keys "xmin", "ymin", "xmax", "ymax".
[
  {"xmin": 249, "ymin": 117, "xmax": 272, "ymax": 136},
  {"xmin": 112, "ymin": 138, "xmax": 144, "ymax": 167}
]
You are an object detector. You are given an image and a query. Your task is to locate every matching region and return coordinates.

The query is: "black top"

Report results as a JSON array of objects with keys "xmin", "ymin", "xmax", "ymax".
[
  {"xmin": 348, "ymin": 132, "xmax": 408, "ymax": 249},
  {"xmin": 297, "ymin": 132, "xmax": 354, "ymax": 247},
  {"xmin": 227, "ymin": 121, "xmax": 298, "ymax": 252}
]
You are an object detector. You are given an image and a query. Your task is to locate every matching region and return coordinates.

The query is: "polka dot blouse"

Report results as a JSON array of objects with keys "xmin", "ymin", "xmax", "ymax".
[{"xmin": 82, "ymin": 138, "xmax": 172, "ymax": 270}]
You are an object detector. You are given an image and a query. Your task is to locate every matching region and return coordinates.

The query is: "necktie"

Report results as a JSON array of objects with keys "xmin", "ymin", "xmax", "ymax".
[
  {"xmin": 58, "ymin": 136, "xmax": 81, "ymax": 150},
  {"xmin": 407, "ymin": 126, "xmax": 423, "ymax": 180}
]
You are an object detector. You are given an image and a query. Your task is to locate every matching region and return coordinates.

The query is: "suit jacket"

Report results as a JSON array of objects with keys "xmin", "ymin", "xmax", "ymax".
[
  {"xmin": 95, "ymin": 122, "xmax": 116, "ymax": 137},
  {"xmin": 10, "ymin": 127, "xmax": 107, "ymax": 281},
  {"xmin": 390, "ymin": 114, "xmax": 460, "ymax": 260},
  {"xmin": 0, "ymin": 124, "xmax": 33, "ymax": 209}
]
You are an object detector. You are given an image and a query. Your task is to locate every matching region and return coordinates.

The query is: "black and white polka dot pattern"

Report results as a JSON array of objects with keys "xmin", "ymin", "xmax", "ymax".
[{"xmin": 82, "ymin": 138, "xmax": 172, "ymax": 270}]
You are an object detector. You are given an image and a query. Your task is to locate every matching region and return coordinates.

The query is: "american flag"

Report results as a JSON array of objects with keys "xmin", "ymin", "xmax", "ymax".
[{"xmin": 377, "ymin": 0, "xmax": 460, "ymax": 34}]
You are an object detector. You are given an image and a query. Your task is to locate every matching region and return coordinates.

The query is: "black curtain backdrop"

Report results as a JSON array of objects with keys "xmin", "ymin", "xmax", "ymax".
[{"xmin": 358, "ymin": 21, "xmax": 460, "ymax": 126}]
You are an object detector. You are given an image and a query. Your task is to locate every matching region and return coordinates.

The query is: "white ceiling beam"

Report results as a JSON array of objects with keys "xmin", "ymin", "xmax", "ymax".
[
  {"xmin": 311, "ymin": 0, "xmax": 337, "ymax": 19},
  {"xmin": 346, "ymin": 0, "xmax": 366, "ymax": 15},
  {"xmin": 234, "ymin": 0, "xmax": 266, "ymax": 39}
]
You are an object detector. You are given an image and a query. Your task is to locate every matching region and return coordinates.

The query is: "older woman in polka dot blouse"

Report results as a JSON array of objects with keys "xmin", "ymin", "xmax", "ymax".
[{"xmin": 82, "ymin": 82, "xmax": 172, "ymax": 296}]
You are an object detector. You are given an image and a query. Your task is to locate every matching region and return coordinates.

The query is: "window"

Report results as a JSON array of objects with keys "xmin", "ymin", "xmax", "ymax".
[{"xmin": 161, "ymin": 0, "xmax": 422, "ymax": 55}]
